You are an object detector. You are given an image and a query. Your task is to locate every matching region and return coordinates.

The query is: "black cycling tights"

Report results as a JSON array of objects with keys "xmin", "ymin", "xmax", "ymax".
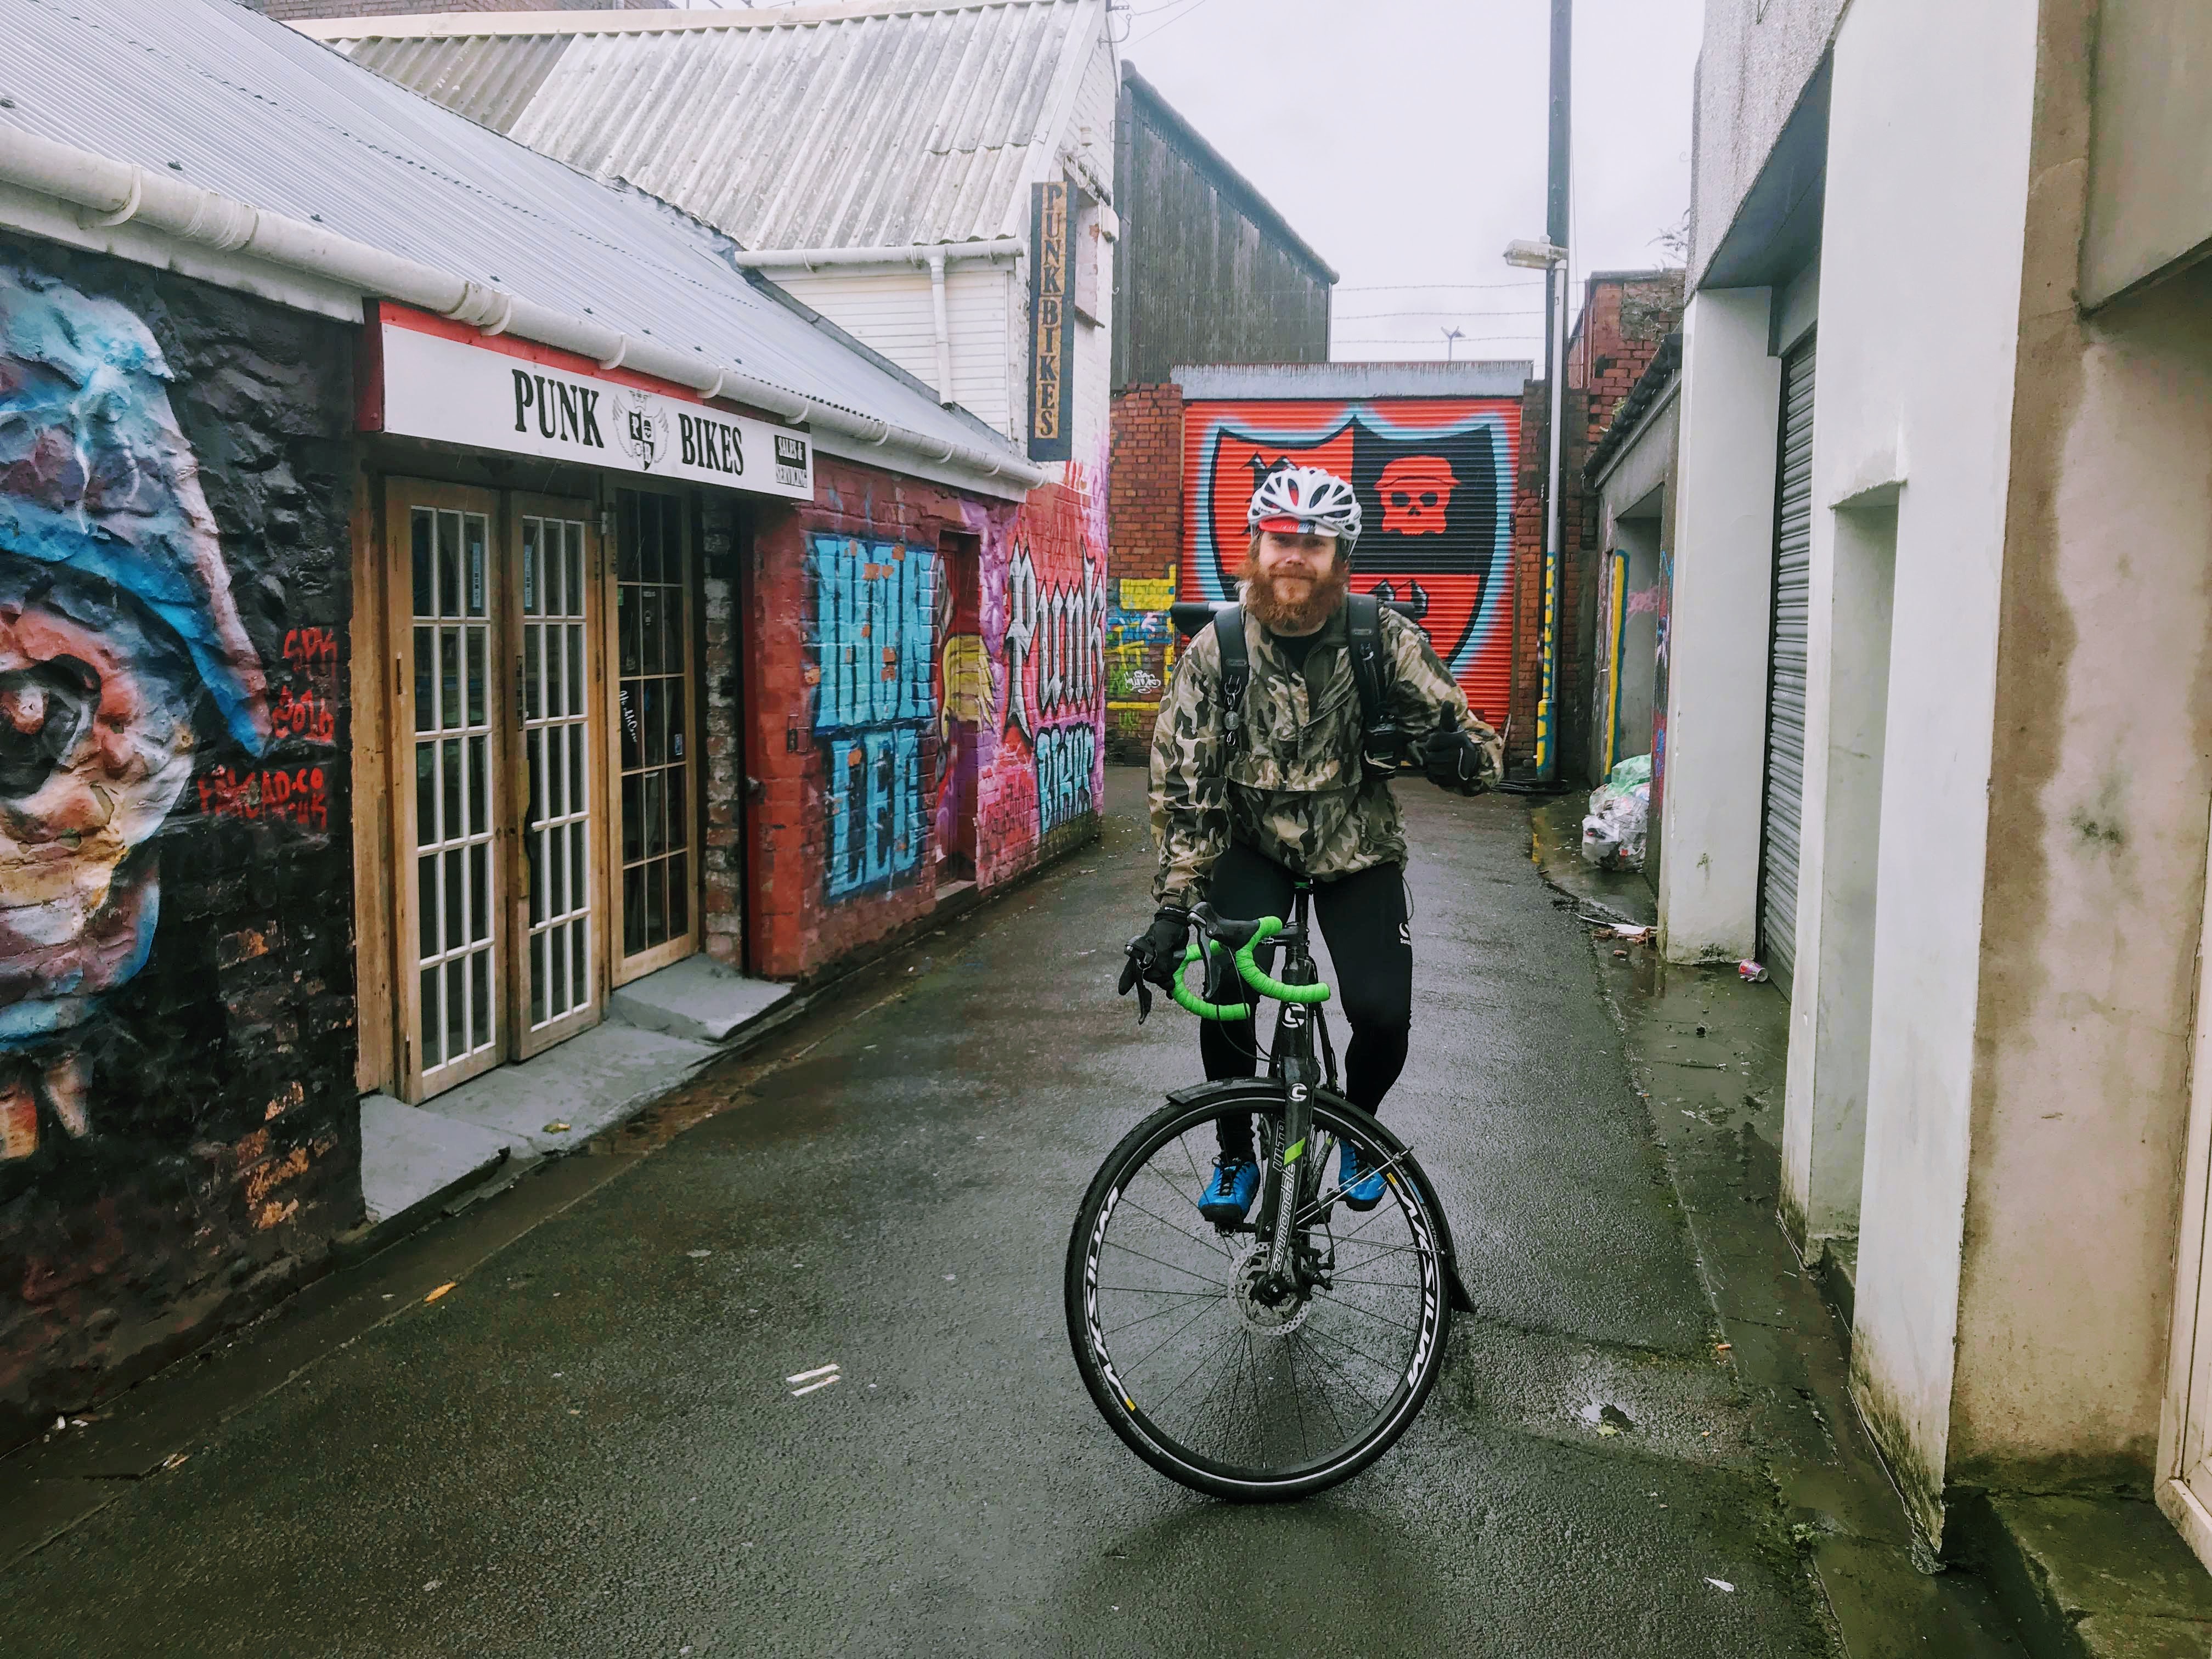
[{"xmin": 1200, "ymin": 843, "xmax": 1413, "ymax": 1161}]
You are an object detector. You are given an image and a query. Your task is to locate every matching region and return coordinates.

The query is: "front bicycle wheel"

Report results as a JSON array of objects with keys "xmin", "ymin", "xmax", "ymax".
[{"xmin": 1064, "ymin": 1081, "xmax": 1453, "ymax": 1501}]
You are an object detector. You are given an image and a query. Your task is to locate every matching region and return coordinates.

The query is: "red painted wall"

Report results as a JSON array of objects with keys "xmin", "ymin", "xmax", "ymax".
[{"xmin": 741, "ymin": 458, "xmax": 1105, "ymax": 982}]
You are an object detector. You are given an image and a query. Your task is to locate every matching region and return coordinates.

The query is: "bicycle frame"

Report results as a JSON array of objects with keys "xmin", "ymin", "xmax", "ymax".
[{"xmin": 1249, "ymin": 879, "xmax": 1329, "ymax": 1306}]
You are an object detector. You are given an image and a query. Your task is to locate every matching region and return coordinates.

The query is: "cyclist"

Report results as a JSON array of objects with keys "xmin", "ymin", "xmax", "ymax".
[{"xmin": 1121, "ymin": 464, "xmax": 1503, "ymax": 1223}]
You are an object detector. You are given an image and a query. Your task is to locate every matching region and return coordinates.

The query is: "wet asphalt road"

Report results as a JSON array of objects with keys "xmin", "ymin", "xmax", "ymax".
[{"xmin": 0, "ymin": 770, "xmax": 1836, "ymax": 1656}]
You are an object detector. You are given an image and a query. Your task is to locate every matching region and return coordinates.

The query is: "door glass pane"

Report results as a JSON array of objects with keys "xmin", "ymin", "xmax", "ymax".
[{"xmin": 404, "ymin": 502, "xmax": 500, "ymax": 1091}]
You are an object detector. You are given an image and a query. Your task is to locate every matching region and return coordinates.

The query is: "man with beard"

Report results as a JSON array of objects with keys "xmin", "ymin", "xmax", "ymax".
[{"xmin": 1125, "ymin": 465, "xmax": 1503, "ymax": 1219}]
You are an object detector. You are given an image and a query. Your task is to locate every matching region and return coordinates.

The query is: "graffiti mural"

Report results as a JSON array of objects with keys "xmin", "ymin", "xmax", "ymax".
[
  {"xmin": 808, "ymin": 533, "xmax": 936, "ymax": 901},
  {"xmin": 1179, "ymin": 398, "xmax": 1521, "ymax": 724},
  {"xmin": 0, "ymin": 266, "xmax": 275, "ymax": 1158}
]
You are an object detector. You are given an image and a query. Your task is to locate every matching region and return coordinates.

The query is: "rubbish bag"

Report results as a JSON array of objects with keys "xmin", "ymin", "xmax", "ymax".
[{"xmin": 1581, "ymin": 753, "xmax": 1652, "ymax": 871}]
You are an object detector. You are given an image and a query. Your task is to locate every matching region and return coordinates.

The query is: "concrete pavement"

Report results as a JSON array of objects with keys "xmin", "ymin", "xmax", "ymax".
[{"xmin": 1, "ymin": 770, "xmax": 1921, "ymax": 1656}]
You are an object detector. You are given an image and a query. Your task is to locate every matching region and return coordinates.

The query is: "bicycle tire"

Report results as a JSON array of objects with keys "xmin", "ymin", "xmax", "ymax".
[{"xmin": 1064, "ymin": 1080, "xmax": 1455, "ymax": 1501}]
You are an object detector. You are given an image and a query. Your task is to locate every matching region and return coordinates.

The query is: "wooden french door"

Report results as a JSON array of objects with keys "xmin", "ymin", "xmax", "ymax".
[
  {"xmin": 385, "ymin": 481, "xmax": 605, "ymax": 1102},
  {"xmin": 514, "ymin": 498, "xmax": 603, "ymax": 1057},
  {"xmin": 392, "ymin": 484, "xmax": 504, "ymax": 1098},
  {"xmin": 609, "ymin": 488, "xmax": 699, "ymax": 983}
]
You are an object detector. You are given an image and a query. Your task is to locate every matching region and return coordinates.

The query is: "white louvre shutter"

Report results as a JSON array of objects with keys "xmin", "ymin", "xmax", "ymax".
[{"xmin": 1759, "ymin": 337, "xmax": 1815, "ymax": 991}]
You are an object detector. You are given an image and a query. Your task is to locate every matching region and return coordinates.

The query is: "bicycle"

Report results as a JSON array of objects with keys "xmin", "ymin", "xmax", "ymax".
[{"xmin": 1065, "ymin": 878, "xmax": 1474, "ymax": 1500}]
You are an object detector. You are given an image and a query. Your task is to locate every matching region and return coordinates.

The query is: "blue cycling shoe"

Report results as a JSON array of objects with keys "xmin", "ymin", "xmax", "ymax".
[
  {"xmin": 1197, "ymin": 1158, "xmax": 1260, "ymax": 1226},
  {"xmin": 1338, "ymin": 1142, "xmax": 1387, "ymax": 1211}
]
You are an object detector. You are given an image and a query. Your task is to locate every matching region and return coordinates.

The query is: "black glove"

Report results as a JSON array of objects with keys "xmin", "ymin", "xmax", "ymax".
[
  {"xmin": 1422, "ymin": 727, "xmax": 1496, "ymax": 796},
  {"xmin": 1118, "ymin": 905, "xmax": 1192, "ymax": 1005}
]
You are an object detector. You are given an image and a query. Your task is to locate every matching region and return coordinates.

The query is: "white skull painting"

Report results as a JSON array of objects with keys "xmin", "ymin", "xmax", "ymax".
[{"xmin": 0, "ymin": 266, "xmax": 269, "ymax": 1159}]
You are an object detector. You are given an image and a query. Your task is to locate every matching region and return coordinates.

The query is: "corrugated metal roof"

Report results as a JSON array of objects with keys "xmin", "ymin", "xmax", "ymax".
[
  {"xmin": 0, "ymin": 0, "xmax": 1023, "ymax": 475},
  {"xmin": 321, "ymin": 0, "xmax": 1103, "ymax": 250}
]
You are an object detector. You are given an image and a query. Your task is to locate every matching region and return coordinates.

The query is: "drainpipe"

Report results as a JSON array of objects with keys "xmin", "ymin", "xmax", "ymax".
[
  {"xmin": 928, "ymin": 248, "xmax": 953, "ymax": 407},
  {"xmin": 0, "ymin": 125, "xmax": 1048, "ymax": 490}
]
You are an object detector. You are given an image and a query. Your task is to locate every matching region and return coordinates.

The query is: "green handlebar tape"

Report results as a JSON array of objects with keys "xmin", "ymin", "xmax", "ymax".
[
  {"xmin": 1234, "ymin": 918, "xmax": 1332, "ymax": 1004},
  {"xmin": 1169, "ymin": 939, "xmax": 1251, "ymax": 1022},
  {"xmin": 1167, "ymin": 919, "xmax": 1334, "ymax": 1020}
]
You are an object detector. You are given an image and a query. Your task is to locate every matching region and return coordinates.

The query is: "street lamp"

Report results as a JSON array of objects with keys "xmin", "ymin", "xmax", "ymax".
[
  {"xmin": 1505, "ymin": 236, "xmax": 1570, "ymax": 783},
  {"xmin": 1441, "ymin": 325, "xmax": 1465, "ymax": 362}
]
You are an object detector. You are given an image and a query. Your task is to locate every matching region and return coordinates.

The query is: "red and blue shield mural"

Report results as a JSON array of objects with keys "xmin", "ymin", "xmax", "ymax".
[{"xmin": 1180, "ymin": 398, "xmax": 1521, "ymax": 725}]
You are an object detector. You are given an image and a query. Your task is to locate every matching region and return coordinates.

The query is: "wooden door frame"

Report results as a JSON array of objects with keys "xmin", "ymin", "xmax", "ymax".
[
  {"xmin": 385, "ymin": 478, "xmax": 507, "ymax": 1103},
  {"xmin": 509, "ymin": 493, "xmax": 607, "ymax": 1060},
  {"xmin": 605, "ymin": 482, "xmax": 703, "ymax": 987}
]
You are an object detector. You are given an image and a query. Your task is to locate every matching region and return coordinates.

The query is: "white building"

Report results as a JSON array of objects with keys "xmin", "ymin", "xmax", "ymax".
[
  {"xmin": 1663, "ymin": 0, "xmax": 2212, "ymax": 1589},
  {"xmin": 298, "ymin": 0, "xmax": 1120, "ymax": 487}
]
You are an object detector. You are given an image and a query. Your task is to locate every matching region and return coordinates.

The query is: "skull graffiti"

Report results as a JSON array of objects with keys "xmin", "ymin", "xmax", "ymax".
[{"xmin": 1376, "ymin": 456, "xmax": 1458, "ymax": 535}]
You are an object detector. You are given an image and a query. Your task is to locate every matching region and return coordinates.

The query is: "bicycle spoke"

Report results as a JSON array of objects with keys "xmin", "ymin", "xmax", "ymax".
[
  {"xmin": 1308, "ymin": 1291, "xmax": 1423, "ymax": 1335},
  {"xmin": 1100, "ymin": 1235, "xmax": 1224, "ymax": 1289},
  {"xmin": 1118, "ymin": 1286, "xmax": 1233, "ymax": 1377},
  {"xmin": 1115, "ymin": 1186, "xmax": 1238, "ymax": 1256}
]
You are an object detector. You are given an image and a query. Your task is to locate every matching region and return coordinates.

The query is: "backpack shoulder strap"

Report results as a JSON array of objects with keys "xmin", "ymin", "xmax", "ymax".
[
  {"xmin": 1211, "ymin": 605, "xmax": 1250, "ymax": 759},
  {"xmin": 1345, "ymin": 591, "xmax": 1390, "ymax": 734}
]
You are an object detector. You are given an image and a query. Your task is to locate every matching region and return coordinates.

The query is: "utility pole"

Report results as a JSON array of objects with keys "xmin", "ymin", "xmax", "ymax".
[{"xmin": 1539, "ymin": 0, "xmax": 1572, "ymax": 784}]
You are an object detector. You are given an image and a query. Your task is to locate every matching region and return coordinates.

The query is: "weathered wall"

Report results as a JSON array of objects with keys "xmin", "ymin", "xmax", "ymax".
[
  {"xmin": 1111, "ymin": 69, "xmax": 1334, "ymax": 391},
  {"xmin": 1689, "ymin": 0, "xmax": 1848, "ymax": 284},
  {"xmin": 2080, "ymin": 0, "xmax": 2212, "ymax": 307},
  {"xmin": 742, "ymin": 460, "xmax": 1102, "ymax": 981},
  {"xmin": 1950, "ymin": 0, "xmax": 2212, "ymax": 1499},
  {"xmin": 0, "ymin": 241, "xmax": 358, "ymax": 1441},
  {"xmin": 1179, "ymin": 398, "xmax": 1522, "ymax": 732}
]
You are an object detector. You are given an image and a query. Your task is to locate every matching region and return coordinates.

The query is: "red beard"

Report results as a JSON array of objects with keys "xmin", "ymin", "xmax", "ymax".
[{"xmin": 1239, "ymin": 557, "xmax": 1350, "ymax": 635}]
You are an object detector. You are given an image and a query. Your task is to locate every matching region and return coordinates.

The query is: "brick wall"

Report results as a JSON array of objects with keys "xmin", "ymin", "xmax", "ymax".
[
  {"xmin": 0, "ymin": 238, "xmax": 359, "ymax": 1445},
  {"xmin": 245, "ymin": 0, "xmax": 669, "ymax": 18},
  {"xmin": 1106, "ymin": 383, "xmax": 1183, "ymax": 763},
  {"xmin": 738, "ymin": 460, "xmax": 1102, "ymax": 983},
  {"xmin": 699, "ymin": 498, "xmax": 743, "ymax": 969},
  {"xmin": 1514, "ymin": 270, "xmax": 1685, "ymax": 778}
]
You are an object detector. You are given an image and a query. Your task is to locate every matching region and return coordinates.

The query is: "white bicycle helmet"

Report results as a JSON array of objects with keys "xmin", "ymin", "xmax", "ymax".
[{"xmin": 1246, "ymin": 464, "xmax": 1362, "ymax": 550}]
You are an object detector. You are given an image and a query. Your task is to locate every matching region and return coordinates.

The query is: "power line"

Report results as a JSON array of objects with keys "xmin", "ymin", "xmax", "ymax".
[{"xmin": 1334, "ymin": 308, "xmax": 1548, "ymax": 321}]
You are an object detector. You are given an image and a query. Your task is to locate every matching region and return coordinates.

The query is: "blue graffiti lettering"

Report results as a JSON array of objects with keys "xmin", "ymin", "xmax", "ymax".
[
  {"xmin": 810, "ymin": 534, "xmax": 935, "ymax": 901},
  {"xmin": 1036, "ymin": 721, "xmax": 1097, "ymax": 838}
]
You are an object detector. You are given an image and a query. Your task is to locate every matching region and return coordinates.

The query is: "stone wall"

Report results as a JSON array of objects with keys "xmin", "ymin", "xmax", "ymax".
[{"xmin": 0, "ymin": 239, "xmax": 358, "ymax": 1444}]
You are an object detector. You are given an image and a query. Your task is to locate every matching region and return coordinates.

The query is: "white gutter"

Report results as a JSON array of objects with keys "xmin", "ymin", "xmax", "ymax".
[
  {"xmin": 0, "ymin": 125, "xmax": 1046, "ymax": 492},
  {"xmin": 727, "ymin": 240, "xmax": 1024, "ymax": 271}
]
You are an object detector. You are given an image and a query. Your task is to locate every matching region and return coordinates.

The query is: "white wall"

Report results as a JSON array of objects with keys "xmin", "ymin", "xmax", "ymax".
[
  {"xmin": 1805, "ymin": 0, "xmax": 2039, "ymax": 1544},
  {"xmin": 1655, "ymin": 288, "xmax": 1779, "ymax": 963},
  {"xmin": 774, "ymin": 264, "xmax": 1019, "ymax": 441}
]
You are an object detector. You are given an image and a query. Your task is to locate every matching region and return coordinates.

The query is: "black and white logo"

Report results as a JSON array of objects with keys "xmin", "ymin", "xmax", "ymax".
[{"xmin": 617, "ymin": 388, "xmax": 667, "ymax": 471}]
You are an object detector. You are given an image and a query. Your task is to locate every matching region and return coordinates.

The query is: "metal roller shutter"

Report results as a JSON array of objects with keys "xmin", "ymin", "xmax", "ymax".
[{"xmin": 1759, "ymin": 337, "xmax": 1815, "ymax": 992}]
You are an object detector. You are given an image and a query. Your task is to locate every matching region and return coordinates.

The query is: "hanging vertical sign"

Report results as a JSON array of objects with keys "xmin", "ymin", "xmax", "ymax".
[{"xmin": 1027, "ymin": 178, "xmax": 1074, "ymax": 462}]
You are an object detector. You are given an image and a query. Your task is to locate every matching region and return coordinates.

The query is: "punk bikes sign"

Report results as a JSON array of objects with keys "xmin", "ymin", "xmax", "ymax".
[{"xmin": 371, "ymin": 309, "xmax": 813, "ymax": 500}]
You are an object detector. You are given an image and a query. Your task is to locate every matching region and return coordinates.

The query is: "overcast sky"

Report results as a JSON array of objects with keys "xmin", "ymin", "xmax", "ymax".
[
  {"xmin": 703, "ymin": 0, "xmax": 1705, "ymax": 369},
  {"xmin": 1114, "ymin": 0, "xmax": 1703, "ymax": 368}
]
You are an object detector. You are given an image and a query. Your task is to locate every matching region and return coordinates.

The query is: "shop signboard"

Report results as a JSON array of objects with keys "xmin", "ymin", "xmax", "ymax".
[{"xmin": 369, "ymin": 307, "xmax": 813, "ymax": 499}]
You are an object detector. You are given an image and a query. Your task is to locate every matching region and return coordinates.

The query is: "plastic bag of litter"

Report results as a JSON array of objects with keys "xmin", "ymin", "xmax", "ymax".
[{"xmin": 1581, "ymin": 754, "xmax": 1652, "ymax": 871}]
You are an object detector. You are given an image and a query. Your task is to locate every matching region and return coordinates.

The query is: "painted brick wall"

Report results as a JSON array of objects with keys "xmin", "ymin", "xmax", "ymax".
[
  {"xmin": 740, "ymin": 458, "xmax": 1104, "ymax": 983},
  {"xmin": 699, "ymin": 497, "xmax": 743, "ymax": 968},
  {"xmin": 0, "ymin": 239, "xmax": 358, "ymax": 1445},
  {"xmin": 1106, "ymin": 383, "xmax": 1184, "ymax": 764}
]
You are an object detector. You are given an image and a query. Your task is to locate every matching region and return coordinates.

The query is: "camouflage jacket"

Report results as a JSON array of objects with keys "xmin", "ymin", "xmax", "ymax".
[{"xmin": 1149, "ymin": 603, "xmax": 1505, "ymax": 906}]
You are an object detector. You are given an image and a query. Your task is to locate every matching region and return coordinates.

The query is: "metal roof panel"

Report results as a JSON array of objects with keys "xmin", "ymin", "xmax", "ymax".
[
  {"xmin": 0, "ymin": 0, "xmax": 1021, "ymax": 474},
  {"xmin": 320, "ymin": 0, "xmax": 1099, "ymax": 250}
]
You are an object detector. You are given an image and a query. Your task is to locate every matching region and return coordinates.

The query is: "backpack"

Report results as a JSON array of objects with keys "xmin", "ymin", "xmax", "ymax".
[{"xmin": 1205, "ymin": 594, "xmax": 1411, "ymax": 780}]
